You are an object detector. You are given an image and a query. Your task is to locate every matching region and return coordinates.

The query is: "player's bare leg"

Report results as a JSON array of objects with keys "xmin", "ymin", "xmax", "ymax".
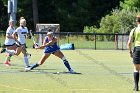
[
  {"xmin": 20, "ymin": 45, "xmax": 30, "ymax": 69},
  {"xmin": 53, "ymin": 50, "xmax": 75, "ymax": 73},
  {"xmin": 3, "ymin": 45, "xmax": 17, "ymax": 66},
  {"xmin": 25, "ymin": 53, "xmax": 51, "ymax": 71}
]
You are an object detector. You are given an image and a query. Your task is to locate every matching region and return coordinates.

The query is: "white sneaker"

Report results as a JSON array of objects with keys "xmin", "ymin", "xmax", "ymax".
[
  {"xmin": 25, "ymin": 67, "xmax": 31, "ymax": 72},
  {"xmin": 69, "ymin": 69, "xmax": 75, "ymax": 74}
]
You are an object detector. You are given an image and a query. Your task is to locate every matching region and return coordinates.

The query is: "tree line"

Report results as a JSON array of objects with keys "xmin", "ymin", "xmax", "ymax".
[
  {"xmin": 84, "ymin": 0, "xmax": 140, "ymax": 34},
  {"xmin": 1, "ymin": 0, "xmax": 138, "ymax": 33}
]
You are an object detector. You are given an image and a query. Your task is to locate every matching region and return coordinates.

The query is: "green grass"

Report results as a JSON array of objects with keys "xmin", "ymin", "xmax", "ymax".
[
  {"xmin": 59, "ymin": 36, "xmax": 115, "ymax": 49},
  {"xmin": 0, "ymin": 34, "xmax": 120, "ymax": 49},
  {"xmin": 0, "ymin": 49, "xmax": 135, "ymax": 93}
]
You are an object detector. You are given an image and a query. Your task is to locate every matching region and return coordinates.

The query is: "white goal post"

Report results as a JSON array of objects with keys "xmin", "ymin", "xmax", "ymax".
[{"xmin": 36, "ymin": 24, "xmax": 60, "ymax": 45}]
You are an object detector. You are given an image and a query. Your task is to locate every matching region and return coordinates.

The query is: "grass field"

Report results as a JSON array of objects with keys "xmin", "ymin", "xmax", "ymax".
[
  {"xmin": 0, "ymin": 49, "xmax": 135, "ymax": 93},
  {"xmin": 0, "ymin": 34, "xmax": 118, "ymax": 49}
]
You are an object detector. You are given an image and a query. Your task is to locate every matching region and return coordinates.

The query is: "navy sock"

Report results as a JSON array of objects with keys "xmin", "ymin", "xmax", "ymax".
[
  {"xmin": 31, "ymin": 63, "xmax": 39, "ymax": 70},
  {"xmin": 134, "ymin": 72, "xmax": 139, "ymax": 88},
  {"xmin": 63, "ymin": 60, "xmax": 71, "ymax": 71}
]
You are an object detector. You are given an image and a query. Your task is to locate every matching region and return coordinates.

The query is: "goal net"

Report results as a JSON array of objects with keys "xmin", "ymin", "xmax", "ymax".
[
  {"xmin": 115, "ymin": 34, "xmax": 129, "ymax": 50},
  {"xmin": 36, "ymin": 24, "xmax": 60, "ymax": 45}
]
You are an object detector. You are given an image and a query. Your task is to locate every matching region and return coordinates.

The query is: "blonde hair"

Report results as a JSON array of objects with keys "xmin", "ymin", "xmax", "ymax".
[
  {"xmin": 9, "ymin": 19, "xmax": 14, "ymax": 22},
  {"xmin": 20, "ymin": 18, "xmax": 26, "ymax": 26},
  {"xmin": 9, "ymin": 19, "xmax": 14, "ymax": 26}
]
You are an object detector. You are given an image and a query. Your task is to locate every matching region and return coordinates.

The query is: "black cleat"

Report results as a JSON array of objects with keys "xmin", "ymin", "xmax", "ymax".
[
  {"xmin": 133, "ymin": 86, "xmax": 139, "ymax": 91},
  {"xmin": 0, "ymin": 48, "xmax": 6, "ymax": 53}
]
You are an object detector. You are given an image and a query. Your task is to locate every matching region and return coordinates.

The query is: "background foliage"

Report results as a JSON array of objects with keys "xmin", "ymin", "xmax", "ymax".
[
  {"xmin": 0, "ymin": 0, "xmax": 7, "ymax": 31},
  {"xmin": 1, "ymin": 0, "xmax": 140, "ymax": 33},
  {"xmin": 84, "ymin": 0, "xmax": 140, "ymax": 34},
  {"xmin": 1, "ymin": 0, "xmax": 123, "ymax": 32}
]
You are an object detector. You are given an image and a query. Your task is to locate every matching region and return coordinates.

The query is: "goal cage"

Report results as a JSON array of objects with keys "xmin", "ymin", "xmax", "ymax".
[
  {"xmin": 114, "ymin": 34, "xmax": 129, "ymax": 50},
  {"xmin": 36, "ymin": 24, "xmax": 60, "ymax": 45}
]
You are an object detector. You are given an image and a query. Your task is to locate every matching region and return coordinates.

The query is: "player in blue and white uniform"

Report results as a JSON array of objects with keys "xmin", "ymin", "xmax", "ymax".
[{"xmin": 26, "ymin": 29, "xmax": 75, "ymax": 73}]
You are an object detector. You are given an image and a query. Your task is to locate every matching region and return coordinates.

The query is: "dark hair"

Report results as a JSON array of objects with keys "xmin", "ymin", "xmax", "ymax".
[
  {"xmin": 136, "ymin": 14, "xmax": 140, "ymax": 22},
  {"xmin": 20, "ymin": 17, "xmax": 25, "ymax": 21},
  {"xmin": 136, "ymin": 18, "xmax": 140, "ymax": 22},
  {"xmin": 48, "ymin": 28, "xmax": 52, "ymax": 32}
]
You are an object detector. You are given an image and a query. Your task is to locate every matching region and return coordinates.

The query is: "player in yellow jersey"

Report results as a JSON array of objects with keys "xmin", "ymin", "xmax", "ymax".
[{"xmin": 128, "ymin": 13, "xmax": 140, "ymax": 91}]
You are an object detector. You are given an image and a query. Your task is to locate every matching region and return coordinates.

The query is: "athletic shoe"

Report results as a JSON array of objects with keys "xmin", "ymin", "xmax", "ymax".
[
  {"xmin": 69, "ymin": 69, "xmax": 75, "ymax": 74},
  {"xmin": 4, "ymin": 61, "xmax": 11, "ymax": 67},
  {"xmin": 25, "ymin": 66, "xmax": 31, "ymax": 72},
  {"xmin": 134, "ymin": 86, "xmax": 139, "ymax": 91},
  {"xmin": 0, "ymin": 48, "xmax": 6, "ymax": 53}
]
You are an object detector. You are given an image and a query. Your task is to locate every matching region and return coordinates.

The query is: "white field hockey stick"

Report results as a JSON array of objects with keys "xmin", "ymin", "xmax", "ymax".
[
  {"xmin": 29, "ymin": 30, "xmax": 39, "ymax": 48},
  {"xmin": 29, "ymin": 30, "xmax": 36, "ymax": 44}
]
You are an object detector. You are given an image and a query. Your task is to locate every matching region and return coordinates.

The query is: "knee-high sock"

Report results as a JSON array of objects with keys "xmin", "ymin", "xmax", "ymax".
[
  {"xmin": 24, "ymin": 56, "xmax": 29, "ymax": 67},
  {"xmin": 134, "ymin": 72, "xmax": 139, "ymax": 88},
  {"xmin": 5, "ymin": 54, "xmax": 12, "ymax": 62},
  {"xmin": 62, "ymin": 57, "xmax": 71, "ymax": 71}
]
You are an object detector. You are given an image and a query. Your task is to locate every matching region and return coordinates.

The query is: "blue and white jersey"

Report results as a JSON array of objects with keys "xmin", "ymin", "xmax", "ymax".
[
  {"xmin": 15, "ymin": 26, "xmax": 28, "ymax": 44},
  {"xmin": 4, "ymin": 26, "xmax": 16, "ymax": 45},
  {"xmin": 44, "ymin": 37, "xmax": 60, "ymax": 54}
]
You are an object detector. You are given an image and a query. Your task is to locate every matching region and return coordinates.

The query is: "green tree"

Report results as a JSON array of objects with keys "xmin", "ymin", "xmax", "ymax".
[
  {"xmin": 84, "ymin": 8, "xmax": 138, "ymax": 34},
  {"xmin": 0, "ymin": 0, "xmax": 8, "ymax": 31},
  {"xmin": 99, "ymin": 9, "xmax": 137, "ymax": 34},
  {"xmin": 84, "ymin": 0, "xmax": 140, "ymax": 34},
  {"xmin": 32, "ymin": 0, "xmax": 39, "ymax": 29},
  {"xmin": 37, "ymin": 0, "xmax": 122, "ymax": 32},
  {"xmin": 1, "ymin": 0, "xmax": 123, "ymax": 32},
  {"xmin": 120, "ymin": 0, "xmax": 140, "ymax": 10},
  {"xmin": 16, "ymin": 0, "xmax": 33, "ymax": 30},
  {"xmin": 1, "ymin": 0, "xmax": 34, "ymax": 30}
]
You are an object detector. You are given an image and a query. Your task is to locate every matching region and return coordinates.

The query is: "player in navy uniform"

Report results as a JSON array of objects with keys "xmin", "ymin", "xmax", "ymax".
[{"xmin": 25, "ymin": 29, "xmax": 75, "ymax": 73}]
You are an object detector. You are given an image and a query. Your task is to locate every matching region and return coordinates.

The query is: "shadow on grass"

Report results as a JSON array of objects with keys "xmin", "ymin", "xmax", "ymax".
[
  {"xmin": 21, "ymin": 69, "xmax": 82, "ymax": 75},
  {"xmin": 0, "ymin": 65, "xmax": 82, "ymax": 75},
  {"xmin": 52, "ymin": 71, "xmax": 82, "ymax": 75}
]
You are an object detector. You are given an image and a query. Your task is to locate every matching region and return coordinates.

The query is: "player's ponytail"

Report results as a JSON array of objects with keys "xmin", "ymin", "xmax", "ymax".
[{"xmin": 136, "ymin": 14, "xmax": 140, "ymax": 23}]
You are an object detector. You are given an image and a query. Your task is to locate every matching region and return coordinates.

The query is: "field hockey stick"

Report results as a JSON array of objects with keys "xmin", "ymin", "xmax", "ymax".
[
  {"xmin": 29, "ymin": 30, "xmax": 39, "ymax": 48},
  {"xmin": 29, "ymin": 30, "xmax": 36, "ymax": 44}
]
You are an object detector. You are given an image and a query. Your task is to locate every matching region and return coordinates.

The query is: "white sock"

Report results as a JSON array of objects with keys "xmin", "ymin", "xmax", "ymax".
[
  {"xmin": 5, "ymin": 54, "xmax": 12, "ymax": 62},
  {"xmin": 5, "ymin": 50, "xmax": 15, "ymax": 55},
  {"xmin": 24, "ymin": 56, "xmax": 29, "ymax": 67},
  {"xmin": 62, "ymin": 56, "xmax": 67, "ymax": 61}
]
